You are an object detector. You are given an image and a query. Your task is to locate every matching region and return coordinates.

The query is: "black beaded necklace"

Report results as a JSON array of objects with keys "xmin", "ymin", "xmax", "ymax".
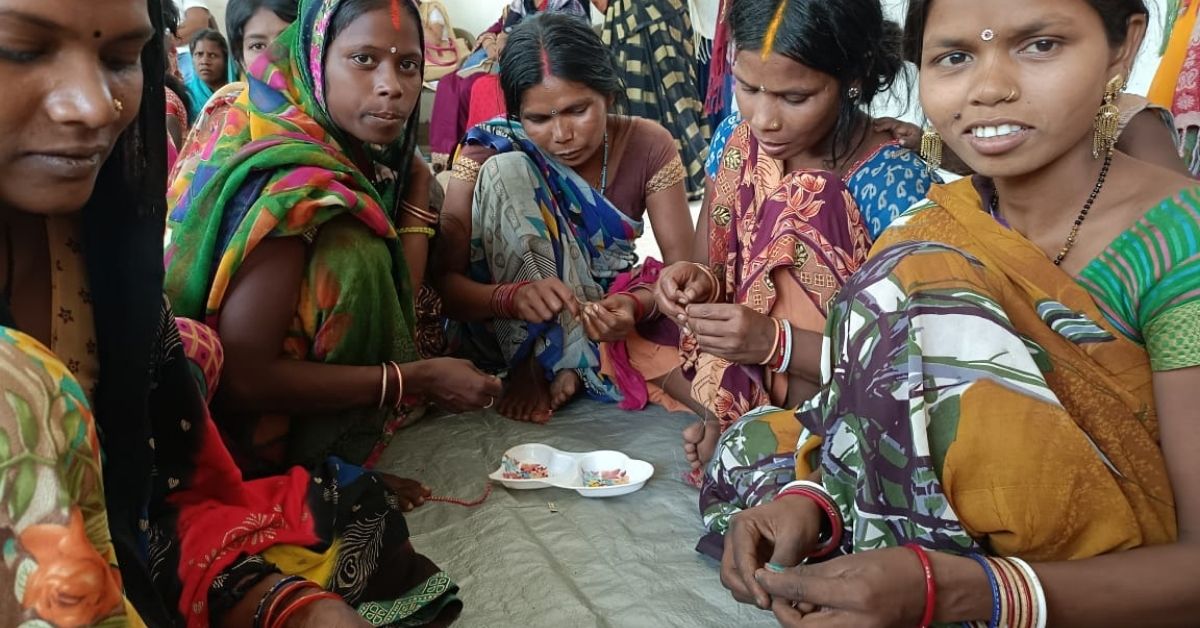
[{"xmin": 990, "ymin": 149, "xmax": 1113, "ymax": 266}]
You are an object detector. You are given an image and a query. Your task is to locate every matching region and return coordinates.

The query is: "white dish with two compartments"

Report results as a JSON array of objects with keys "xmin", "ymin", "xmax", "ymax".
[{"xmin": 488, "ymin": 443, "xmax": 654, "ymax": 498}]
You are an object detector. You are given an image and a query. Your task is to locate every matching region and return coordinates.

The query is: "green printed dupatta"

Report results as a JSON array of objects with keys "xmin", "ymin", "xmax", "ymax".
[{"xmin": 164, "ymin": 0, "xmax": 423, "ymax": 467}]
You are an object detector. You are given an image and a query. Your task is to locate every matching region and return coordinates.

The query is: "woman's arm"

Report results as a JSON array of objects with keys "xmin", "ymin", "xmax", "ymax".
[
  {"xmin": 431, "ymin": 175, "xmax": 502, "ymax": 322},
  {"xmin": 395, "ymin": 152, "xmax": 435, "ymax": 292},
  {"xmin": 1118, "ymin": 109, "xmax": 1192, "ymax": 176},
  {"xmin": 644, "ymin": 178, "xmax": 693, "ymax": 264},
  {"xmin": 215, "ymin": 236, "xmax": 492, "ymax": 417},
  {"xmin": 756, "ymin": 365, "xmax": 1200, "ymax": 626}
]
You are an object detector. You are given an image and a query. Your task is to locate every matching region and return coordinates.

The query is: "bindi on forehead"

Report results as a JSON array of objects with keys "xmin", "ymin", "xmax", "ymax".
[{"xmin": 93, "ymin": 30, "xmax": 102, "ymax": 38}]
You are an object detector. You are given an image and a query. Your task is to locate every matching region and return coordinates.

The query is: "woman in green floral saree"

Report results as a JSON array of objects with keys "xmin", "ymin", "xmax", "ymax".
[{"xmin": 164, "ymin": 0, "xmax": 501, "ymax": 474}]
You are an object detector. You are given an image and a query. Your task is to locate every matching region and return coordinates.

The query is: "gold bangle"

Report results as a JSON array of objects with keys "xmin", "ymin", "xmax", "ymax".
[
  {"xmin": 396, "ymin": 226, "xmax": 436, "ymax": 238},
  {"xmin": 401, "ymin": 199, "xmax": 438, "ymax": 225}
]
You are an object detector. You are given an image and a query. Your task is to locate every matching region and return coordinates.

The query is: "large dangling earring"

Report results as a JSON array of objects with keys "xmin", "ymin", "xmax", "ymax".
[
  {"xmin": 920, "ymin": 125, "xmax": 943, "ymax": 171},
  {"xmin": 1092, "ymin": 74, "xmax": 1124, "ymax": 159}
]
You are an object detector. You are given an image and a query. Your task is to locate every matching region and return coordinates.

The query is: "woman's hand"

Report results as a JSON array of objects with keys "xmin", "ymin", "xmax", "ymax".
[
  {"xmin": 510, "ymin": 278, "xmax": 582, "ymax": 323},
  {"xmin": 872, "ymin": 117, "xmax": 922, "ymax": 152},
  {"xmin": 580, "ymin": 295, "xmax": 636, "ymax": 342},
  {"xmin": 654, "ymin": 262, "xmax": 716, "ymax": 323},
  {"xmin": 684, "ymin": 303, "xmax": 777, "ymax": 365},
  {"xmin": 721, "ymin": 495, "xmax": 824, "ymax": 609},
  {"xmin": 412, "ymin": 358, "xmax": 504, "ymax": 412},
  {"xmin": 375, "ymin": 474, "xmax": 431, "ymax": 511},
  {"xmin": 753, "ymin": 547, "xmax": 929, "ymax": 628}
]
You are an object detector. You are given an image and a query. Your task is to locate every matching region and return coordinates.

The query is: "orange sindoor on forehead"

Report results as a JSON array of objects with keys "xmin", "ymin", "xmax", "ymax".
[
  {"xmin": 390, "ymin": 0, "xmax": 402, "ymax": 30},
  {"xmin": 761, "ymin": 0, "xmax": 788, "ymax": 60}
]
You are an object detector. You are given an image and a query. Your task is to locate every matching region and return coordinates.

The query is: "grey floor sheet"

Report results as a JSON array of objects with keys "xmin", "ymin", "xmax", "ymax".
[{"xmin": 376, "ymin": 399, "xmax": 779, "ymax": 628}]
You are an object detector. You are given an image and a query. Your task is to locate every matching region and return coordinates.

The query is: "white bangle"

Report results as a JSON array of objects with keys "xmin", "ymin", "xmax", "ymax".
[
  {"xmin": 1008, "ymin": 557, "xmax": 1047, "ymax": 628},
  {"xmin": 378, "ymin": 364, "xmax": 388, "ymax": 409},
  {"xmin": 778, "ymin": 479, "xmax": 829, "ymax": 498},
  {"xmin": 774, "ymin": 321, "xmax": 794, "ymax": 374}
]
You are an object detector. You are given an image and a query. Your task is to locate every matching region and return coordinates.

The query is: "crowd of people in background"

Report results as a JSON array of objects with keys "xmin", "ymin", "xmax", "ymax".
[{"xmin": 1, "ymin": 0, "xmax": 1198, "ymax": 625}]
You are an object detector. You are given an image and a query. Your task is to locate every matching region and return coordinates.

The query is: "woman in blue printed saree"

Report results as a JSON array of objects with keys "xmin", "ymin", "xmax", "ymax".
[
  {"xmin": 434, "ymin": 12, "xmax": 694, "ymax": 423},
  {"xmin": 715, "ymin": 0, "xmax": 1200, "ymax": 624}
]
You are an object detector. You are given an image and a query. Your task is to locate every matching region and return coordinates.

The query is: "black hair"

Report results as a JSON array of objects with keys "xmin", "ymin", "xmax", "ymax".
[
  {"xmin": 160, "ymin": 0, "xmax": 192, "ymax": 115},
  {"xmin": 903, "ymin": 0, "xmax": 1149, "ymax": 63},
  {"xmin": 225, "ymin": 0, "xmax": 299, "ymax": 67},
  {"xmin": 328, "ymin": 0, "xmax": 418, "ymax": 47},
  {"xmin": 499, "ymin": 12, "xmax": 627, "ymax": 119},
  {"xmin": 81, "ymin": 0, "xmax": 174, "ymax": 623},
  {"xmin": 189, "ymin": 27, "xmax": 229, "ymax": 57},
  {"xmin": 730, "ymin": 0, "xmax": 906, "ymax": 167},
  {"xmin": 162, "ymin": 0, "xmax": 180, "ymax": 36}
]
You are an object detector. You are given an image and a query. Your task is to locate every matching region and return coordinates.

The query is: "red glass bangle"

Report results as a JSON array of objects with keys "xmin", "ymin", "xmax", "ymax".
[
  {"xmin": 776, "ymin": 486, "xmax": 843, "ymax": 559},
  {"xmin": 270, "ymin": 590, "xmax": 342, "ymax": 628},
  {"xmin": 262, "ymin": 580, "xmax": 320, "ymax": 628},
  {"xmin": 904, "ymin": 543, "xmax": 937, "ymax": 628}
]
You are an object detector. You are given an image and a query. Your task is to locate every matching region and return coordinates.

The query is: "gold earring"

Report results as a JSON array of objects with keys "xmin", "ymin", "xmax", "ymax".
[
  {"xmin": 919, "ymin": 126, "xmax": 942, "ymax": 171},
  {"xmin": 113, "ymin": 98, "xmax": 123, "ymax": 113},
  {"xmin": 1092, "ymin": 75, "xmax": 1123, "ymax": 159}
]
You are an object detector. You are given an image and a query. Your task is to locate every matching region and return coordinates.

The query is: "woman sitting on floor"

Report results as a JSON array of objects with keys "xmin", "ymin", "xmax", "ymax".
[
  {"xmin": 433, "ymin": 12, "xmax": 694, "ymax": 423},
  {"xmin": 0, "ymin": 0, "xmax": 461, "ymax": 624},
  {"xmin": 602, "ymin": 0, "xmax": 938, "ymax": 478},
  {"xmin": 717, "ymin": 0, "xmax": 1200, "ymax": 625},
  {"xmin": 166, "ymin": 0, "xmax": 501, "ymax": 475}
]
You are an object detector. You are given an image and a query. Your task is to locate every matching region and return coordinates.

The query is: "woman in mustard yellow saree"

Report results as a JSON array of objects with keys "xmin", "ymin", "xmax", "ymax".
[{"xmin": 714, "ymin": 0, "xmax": 1200, "ymax": 625}]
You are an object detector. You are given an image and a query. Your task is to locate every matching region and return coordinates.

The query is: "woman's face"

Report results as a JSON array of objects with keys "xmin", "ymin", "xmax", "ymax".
[
  {"xmin": 918, "ymin": 0, "xmax": 1143, "ymax": 178},
  {"xmin": 242, "ymin": 7, "xmax": 290, "ymax": 71},
  {"xmin": 192, "ymin": 38, "xmax": 227, "ymax": 87},
  {"xmin": 0, "ymin": 0, "xmax": 150, "ymax": 216},
  {"xmin": 732, "ymin": 50, "xmax": 843, "ymax": 162},
  {"xmin": 519, "ymin": 75, "xmax": 609, "ymax": 169},
  {"xmin": 324, "ymin": 7, "xmax": 423, "ymax": 146}
]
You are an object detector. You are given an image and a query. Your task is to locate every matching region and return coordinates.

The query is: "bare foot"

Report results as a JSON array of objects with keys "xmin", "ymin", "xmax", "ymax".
[
  {"xmin": 498, "ymin": 357, "xmax": 553, "ymax": 423},
  {"xmin": 548, "ymin": 369, "xmax": 581, "ymax": 411},
  {"xmin": 682, "ymin": 420, "xmax": 720, "ymax": 470},
  {"xmin": 377, "ymin": 474, "xmax": 431, "ymax": 511}
]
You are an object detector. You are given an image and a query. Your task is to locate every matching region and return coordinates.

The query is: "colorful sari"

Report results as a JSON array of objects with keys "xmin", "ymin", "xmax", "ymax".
[
  {"xmin": 610, "ymin": 121, "xmax": 870, "ymax": 430},
  {"xmin": 165, "ymin": 0, "xmax": 423, "ymax": 470},
  {"xmin": 0, "ymin": 216, "xmax": 459, "ymax": 627},
  {"xmin": 1149, "ymin": 0, "xmax": 1200, "ymax": 175},
  {"xmin": 705, "ymin": 113, "xmax": 940, "ymax": 239},
  {"xmin": 452, "ymin": 119, "xmax": 641, "ymax": 401},
  {"xmin": 702, "ymin": 178, "xmax": 1194, "ymax": 562}
]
